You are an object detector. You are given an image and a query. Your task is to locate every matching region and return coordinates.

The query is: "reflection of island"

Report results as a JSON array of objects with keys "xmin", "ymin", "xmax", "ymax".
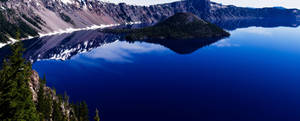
[
  {"xmin": 103, "ymin": 12, "xmax": 231, "ymax": 54},
  {"xmin": 124, "ymin": 37, "xmax": 224, "ymax": 54}
]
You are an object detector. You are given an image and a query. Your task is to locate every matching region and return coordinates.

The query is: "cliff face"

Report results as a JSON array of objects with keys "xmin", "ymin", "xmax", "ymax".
[
  {"xmin": 186, "ymin": 0, "xmax": 210, "ymax": 15},
  {"xmin": 0, "ymin": 0, "xmax": 298, "ymax": 43},
  {"xmin": 208, "ymin": 2, "xmax": 299, "ymax": 22}
]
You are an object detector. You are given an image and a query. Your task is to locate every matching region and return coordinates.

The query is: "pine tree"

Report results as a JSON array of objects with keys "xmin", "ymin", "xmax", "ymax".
[
  {"xmin": 64, "ymin": 91, "xmax": 69, "ymax": 107},
  {"xmin": 69, "ymin": 105, "xmax": 78, "ymax": 121},
  {"xmin": 0, "ymin": 33, "xmax": 86, "ymax": 121},
  {"xmin": 0, "ymin": 41, "xmax": 39, "ymax": 120},
  {"xmin": 52, "ymin": 96, "xmax": 66, "ymax": 121},
  {"xmin": 37, "ymin": 75, "xmax": 52, "ymax": 120},
  {"xmin": 94, "ymin": 108, "xmax": 100, "ymax": 121},
  {"xmin": 74, "ymin": 101, "xmax": 89, "ymax": 121},
  {"xmin": 73, "ymin": 102, "xmax": 80, "ymax": 120},
  {"xmin": 79, "ymin": 101, "xmax": 89, "ymax": 121}
]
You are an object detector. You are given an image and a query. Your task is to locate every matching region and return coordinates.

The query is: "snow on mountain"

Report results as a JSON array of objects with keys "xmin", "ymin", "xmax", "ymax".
[{"xmin": 99, "ymin": 0, "xmax": 180, "ymax": 6}]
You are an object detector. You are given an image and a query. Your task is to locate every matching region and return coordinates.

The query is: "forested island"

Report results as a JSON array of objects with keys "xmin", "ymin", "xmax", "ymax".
[{"xmin": 103, "ymin": 13, "xmax": 230, "ymax": 41}]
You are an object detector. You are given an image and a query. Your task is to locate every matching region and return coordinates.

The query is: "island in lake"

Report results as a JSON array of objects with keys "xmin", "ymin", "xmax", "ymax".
[{"xmin": 103, "ymin": 12, "xmax": 230, "ymax": 41}]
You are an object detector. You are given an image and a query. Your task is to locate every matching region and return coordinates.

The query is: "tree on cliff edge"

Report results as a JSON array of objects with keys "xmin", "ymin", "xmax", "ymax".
[
  {"xmin": 94, "ymin": 108, "xmax": 100, "ymax": 121},
  {"xmin": 37, "ymin": 75, "xmax": 53, "ymax": 120},
  {"xmin": 0, "ymin": 41, "xmax": 39, "ymax": 120},
  {"xmin": 74, "ymin": 101, "xmax": 89, "ymax": 121}
]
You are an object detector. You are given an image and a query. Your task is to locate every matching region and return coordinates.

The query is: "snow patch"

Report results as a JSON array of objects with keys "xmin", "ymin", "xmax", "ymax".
[
  {"xmin": 0, "ymin": 6, "xmax": 5, "ymax": 10},
  {"xmin": 0, "ymin": 37, "xmax": 20, "ymax": 48},
  {"xmin": 0, "ymin": 43, "xmax": 6, "ymax": 48},
  {"xmin": 61, "ymin": 0, "xmax": 73, "ymax": 4},
  {"xmin": 49, "ymin": 48, "xmax": 77, "ymax": 61},
  {"xmin": 99, "ymin": 0, "xmax": 179, "ymax": 6}
]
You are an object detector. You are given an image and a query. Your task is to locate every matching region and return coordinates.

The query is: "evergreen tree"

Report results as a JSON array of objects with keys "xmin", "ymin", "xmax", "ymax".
[
  {"xmin": 69, "ymin": 105, "xmax": 78, "ymax": 121},
  {"xmin": 37, "ymin": 75, "xmax": 52, "ymax": 120},
  {"xmin": 80, "ymin": 101, "xmax": 89, "ymax": 121},
  {"xmin": 0, "ymin": 34, "xmax": 87, "ymax": 121},
  {"xmin": 94, "ymin": 108, "xmax": 100, "ymax": 121},
  {"xmin": 64, "ymin": 91, "xmax": 69, "ymax": 107},
  {"xmin": 74, "ymin": 101, "xmax": 89, "ymax": 121},
  {"xmin": 73, "ymin": 102, "xmax": 80, "ymax": 120},
  {"xmin": 0, "ymin": 41, "xmax": 39, "ymax": 120},
  {"xmin": 52, "ymin": 97, "xmax": 66, "ymax": 121}
]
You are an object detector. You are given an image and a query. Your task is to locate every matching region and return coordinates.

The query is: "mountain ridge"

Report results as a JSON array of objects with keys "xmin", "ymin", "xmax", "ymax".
[{"xmin": 0, "ymin": 0, "xmax": 299, "ymax": 43}]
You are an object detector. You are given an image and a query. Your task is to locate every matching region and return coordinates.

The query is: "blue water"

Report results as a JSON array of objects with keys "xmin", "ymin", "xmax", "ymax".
[{"xmin": 32, "ymin": 26, "xmax": 300, "ymax": 121}]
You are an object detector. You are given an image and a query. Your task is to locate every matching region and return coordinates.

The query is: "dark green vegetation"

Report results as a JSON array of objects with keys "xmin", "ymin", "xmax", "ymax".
[
  {"xmin": 94, "ymin": 109, "xmax": 100, "ymax": 121},
  {"xmin": 0, "ymin": 41, "xmax": 39, "ymax": 120},
  {"xmin": 37, "ymin": 76, "xmax": 52, "ymax": 120},
  {"xmin": 104, "ymin": 12, "xmax": 230, "ymax": 41},
  {"xmin": 59, "ymin": 13, "xmax": 75, "ymax": 25},
  {"xmin": 0, "ymin": 41, "xmax": 99, "ymax": 120},
  {"xmin": 73, "ymin": 101, "xmax": 90, "ymax": 121},
  {"xmin": 21, "ymin": 14, "xmax": 43, "ymax": 29},
  {"xmin": 0, "ymin": 10, "xmax": 38, "ymax": 43}
]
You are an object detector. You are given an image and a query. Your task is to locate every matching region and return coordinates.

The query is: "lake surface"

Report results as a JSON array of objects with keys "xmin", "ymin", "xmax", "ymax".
[{"xmin": 6, "ymin": 20, "xmax": 300, "ymax": 121}]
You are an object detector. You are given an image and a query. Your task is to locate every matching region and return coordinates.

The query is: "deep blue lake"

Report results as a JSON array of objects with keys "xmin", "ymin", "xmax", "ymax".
[{"xmin": 22, "ymin": 24, "xmax": 300, "ymax": 121}]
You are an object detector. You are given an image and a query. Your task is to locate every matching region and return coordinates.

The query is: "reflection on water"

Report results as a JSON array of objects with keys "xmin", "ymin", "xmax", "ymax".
[
  {"xmin": 21, "ymin": 31, "xmax": 224, "ymax": 62},
  {"xmin": 32, "ymin": 26, "xmax": 300, "ymax": 121},
  {"xmin": 78, "ymin": 41, "xmax": 166, "ymax": 63},
  {"xmin": 125, "ymin": 37, "xmax": 225, "ymax": 54},
  {"xmin": 0, "ymin": 29, "xmax": 225, "ymax": 62},
  {"xmin": 214, "ymin": 18, "xmax": 300, "ymax": 30},
  {"xmin": 0, "ymin": 30, "xmax": 120, "ymax": 62},
  {"xmin": 23, "ymin": 31, "xmax": 120, "ymax": 62},
  {"xmin": 0, "ymin": 19, "xmax": 299, "ymax": 63}
]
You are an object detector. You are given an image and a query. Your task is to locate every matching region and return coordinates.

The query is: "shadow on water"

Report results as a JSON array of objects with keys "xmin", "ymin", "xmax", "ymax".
[
  {"xmin": 214, "ymin": 18, "xmax": 300, "ymax": 30},
  {"xmin": 124, "ymin": 37, "xmax": 225, "ymax": 54}
]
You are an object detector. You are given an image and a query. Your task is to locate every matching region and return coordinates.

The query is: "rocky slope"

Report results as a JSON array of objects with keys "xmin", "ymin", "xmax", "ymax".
[{"xmin": 0, "ymin": 0, "xmax": 298, "ymax": 43}]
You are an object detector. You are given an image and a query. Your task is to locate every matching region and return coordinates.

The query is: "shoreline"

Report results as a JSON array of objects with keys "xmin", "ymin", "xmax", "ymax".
[{"xmin": 0, "ymin": 21, "xmax": 141, "ymax": 48}]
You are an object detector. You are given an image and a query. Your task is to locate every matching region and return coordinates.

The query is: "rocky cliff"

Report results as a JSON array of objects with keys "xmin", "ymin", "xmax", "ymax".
[
  {"xmin": 29, "ymin": 70, "xmax": 77, "ymax": 121},
  {"xmin": 208, "ymin": 2, "xmax": 299, "ymax": 22},
  {"xmin": 0, "ymin": 0, "xmax": 298, "ymax": 43}
]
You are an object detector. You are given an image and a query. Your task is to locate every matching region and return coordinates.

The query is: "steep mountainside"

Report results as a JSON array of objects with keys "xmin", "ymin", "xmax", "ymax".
[{"xmin": 0, "ymin": 0, "xmax": 299, "ymax": 43}]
